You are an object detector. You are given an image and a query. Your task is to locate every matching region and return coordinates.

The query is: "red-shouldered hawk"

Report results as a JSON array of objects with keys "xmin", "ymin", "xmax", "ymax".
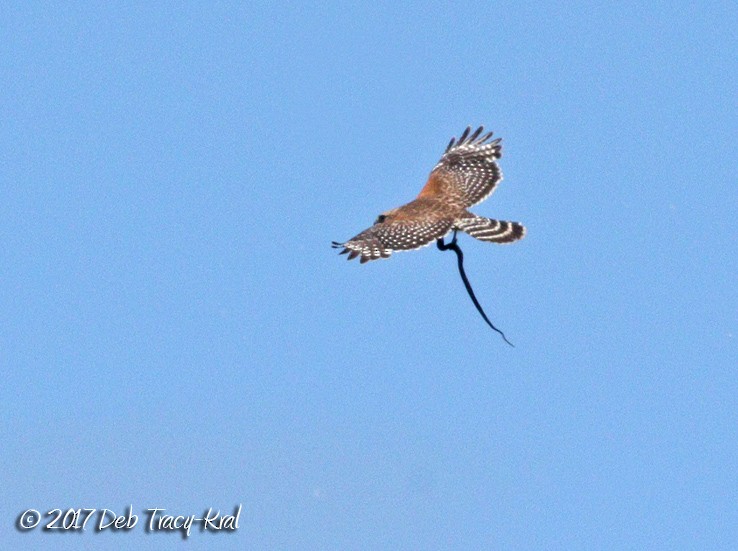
[{"xmin": 332, "ymin": 126, "xmax": 526, "ymax": 263}]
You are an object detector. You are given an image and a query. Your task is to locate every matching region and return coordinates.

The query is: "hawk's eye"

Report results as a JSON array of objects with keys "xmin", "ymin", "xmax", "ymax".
[{"xmin": 375, "ymin": 214, "xmax": 386, "ymax": 224}]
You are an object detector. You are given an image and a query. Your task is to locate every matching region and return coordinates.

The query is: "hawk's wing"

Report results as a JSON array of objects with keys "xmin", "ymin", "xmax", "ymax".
[
  {"xmin": 332, "ymin": 219, "xmax": 453, "ymax": 263},
  {"xmin": 417, "ymin": 126, "xmax": 503, "ymax": 208}
]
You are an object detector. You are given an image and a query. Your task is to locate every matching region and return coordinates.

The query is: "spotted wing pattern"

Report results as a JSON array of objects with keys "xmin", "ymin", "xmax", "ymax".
[
  {"xmin": 455, "ymin": 216, "xmax": 526, "ymax": 244},
  {"xmin": 427, "ymin": 126, "xmax": 503, "ymax": 208},
  {"xmin": 332, "ymin": 219, "xmax": 453, "ymax": 263}
]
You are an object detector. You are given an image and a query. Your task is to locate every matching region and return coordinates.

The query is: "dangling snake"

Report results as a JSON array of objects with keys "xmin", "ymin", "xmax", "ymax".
[{"xmin": 437, "ymin": 230, "xmax": 514, "ymax": 347}]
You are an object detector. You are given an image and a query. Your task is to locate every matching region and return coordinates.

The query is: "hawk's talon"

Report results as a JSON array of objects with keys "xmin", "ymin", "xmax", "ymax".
[{"xmin": 436, "ymin": 230, "xmax": 459, "ymax": 251}]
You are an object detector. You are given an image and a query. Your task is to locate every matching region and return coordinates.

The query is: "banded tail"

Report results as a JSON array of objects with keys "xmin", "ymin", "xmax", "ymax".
[{"xmin": 455, "ymin": 216, "xmax": 526, "ymax": 244}]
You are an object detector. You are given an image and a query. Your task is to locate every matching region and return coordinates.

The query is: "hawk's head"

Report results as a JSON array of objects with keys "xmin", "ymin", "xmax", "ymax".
[{"xmin": 374, "ymin": 208, "xmax": 400, "ymax": 225}]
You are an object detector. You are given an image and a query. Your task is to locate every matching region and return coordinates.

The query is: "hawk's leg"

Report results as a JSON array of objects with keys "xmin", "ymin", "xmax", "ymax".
[
  {"xmin": 436, "ymin": 231, "xmax": 514, "ymax": 347},
  {"xmin": 436, "ymin": 229, "xmax": 459, "ymax": 251}
]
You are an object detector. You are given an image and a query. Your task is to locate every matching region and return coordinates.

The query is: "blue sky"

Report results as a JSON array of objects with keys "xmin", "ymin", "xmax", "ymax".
[{"xmin": 1, "ymin": 2, "xmax": 736, "ymax": 549}]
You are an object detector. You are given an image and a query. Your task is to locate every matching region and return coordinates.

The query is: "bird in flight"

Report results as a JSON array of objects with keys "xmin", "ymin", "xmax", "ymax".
[{"xmin": 332, "ymin": 126, "xmax": 525, "ymax": 263}]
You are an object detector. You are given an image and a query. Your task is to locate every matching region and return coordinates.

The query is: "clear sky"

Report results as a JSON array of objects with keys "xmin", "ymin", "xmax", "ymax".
[{"xmin": 1, "ymin": 2, "xmax": 736, "ymax": 550}]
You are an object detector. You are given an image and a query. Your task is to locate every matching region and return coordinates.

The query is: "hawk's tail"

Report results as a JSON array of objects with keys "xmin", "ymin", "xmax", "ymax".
[{"xmin": 455, "ymin": 216, "xmax": 526, "ymax": 244}]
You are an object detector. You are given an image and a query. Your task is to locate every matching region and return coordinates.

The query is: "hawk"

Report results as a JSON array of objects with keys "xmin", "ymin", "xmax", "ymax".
[{"xmin": 332, "ymin": 126, "xmax": 525, "ymax": 263}]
